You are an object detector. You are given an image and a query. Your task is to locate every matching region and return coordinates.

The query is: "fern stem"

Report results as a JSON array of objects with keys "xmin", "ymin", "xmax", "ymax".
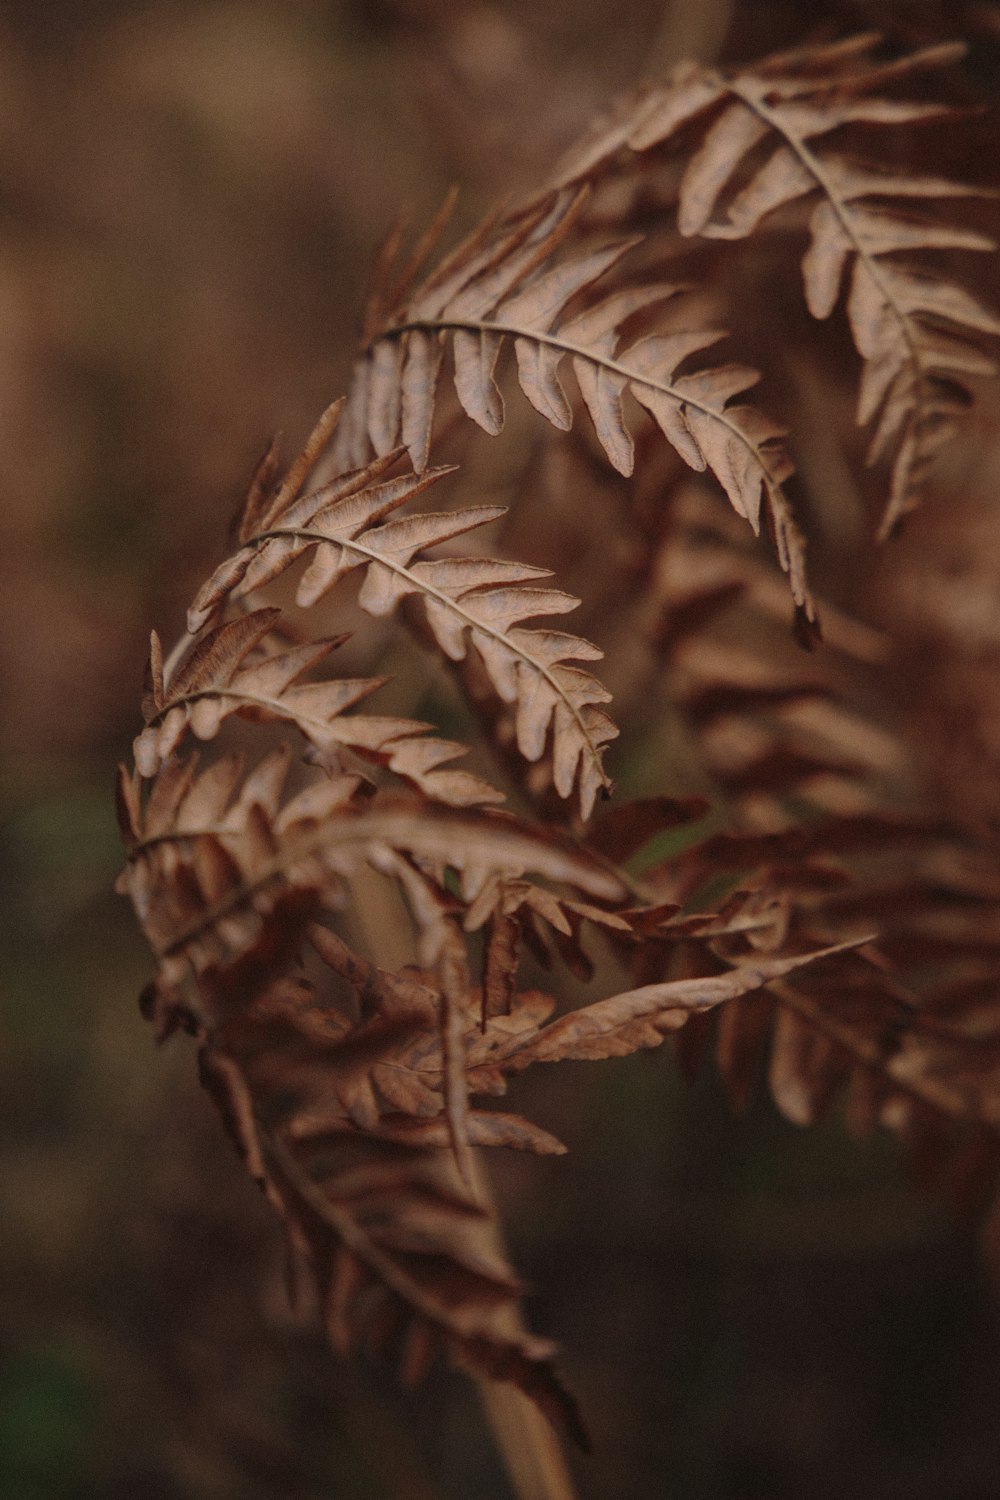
[{"xmin": 467, "ymin": 1153, "xmax": 581, "ymax": 1500}]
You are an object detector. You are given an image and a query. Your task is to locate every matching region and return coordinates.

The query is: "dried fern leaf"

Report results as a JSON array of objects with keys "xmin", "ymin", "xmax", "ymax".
[
  {"xmin": 701, "ymin": 954, "xmax": 905, "ymax": 1127},
  {"xmin": 117, "ymin": 37, "xmax": 1000, "ymax": 1440},
  {"xmin": 117, "ymin": 753, "xmax": 629, "ymax": 1001},
  {"xmin": 610, "ymin": 36, "xmax": 1000, "ymax": 535},
  {"xmin": 260, "ymin": 398, "xmax": 348, "ymax": 531},
  {"xmin": 714, "ymin": 956, "xmax": 1000, "ymax": 1151},
  {"xmin": 191, "ymin": 452, "xmax": 433, "ymax": 628},
  {"xmin": 247, "ymin": 924, "xmax": 567, "ymax": 1151},
  {"xmin": 342, "ymin": 192, "xmax": 810, "ymax": 621},
  {"xmin": 200, "ymin": 993, "xmax": 586, "ymax": 1445},
  {"xmin": 492, "ymin": 942, "xmax": 865, "ymax": 1068},
  {"xmin": 189, "ymin": 457, "xmax": 618, "ymax": 818},
  {"xmin": 279, "ymin": 1130, "xmax": 587, "ymax": 1445},
  {"xmin": 134, "ymin": 608, "xmax": 501, "ymax": 807},
  {"xmin": 670, "ymin": 811, "xmax": 1000, "ymax": 1152},
  {"xmin": 287, "ymin": 929, "xmax": 866, "ymax": 1127},
  {"xmin": 642, "ymin": 499, "xmax": 901, "ymax": 817}
]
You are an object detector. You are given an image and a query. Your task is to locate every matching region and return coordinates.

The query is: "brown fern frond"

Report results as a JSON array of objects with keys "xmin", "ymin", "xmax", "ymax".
[
  {"xmin": 182, "ymin": 868, "xmax": 863, "ymax": 1446},
  {"xmin": 337, "ymin": 190, "xmax": 811, "ymax": 622},
  {"xmin": 484, "ymin": 941, "xmax": 865, "ymax": 1071},
  {"xmin": 282, "ymin": 925, "xmax": 566, "ymax": 1151},
  {"xmin": 657, "ymin": 805, "xmax": 1000, "ymax": 1194},
  {"xmin": 116, "ymin": 751, "xmax": 629, "ymax": 1008},
  {"xmin": 646, "ymin": 490, "xmax": 895, "ymax": 817},
  {"xmin": 134, "ymin": 610, "xmax": 502, "ymax": 807},
  {"xmin": 121, "ymin": 739, "xmax": 867, "ymax": 1443},
  {"xmin": 271, "ymin": 1130, "xmax": 587, "ymax": 1446},
  {"xmin": 195, "ymin": 944, "xmax": 588, "ymax": 1448},
  {"xmin": 113, "ymin": 31, "xmax": 1000, "ymax": 1473},
  {"xmin": 506, "ymin": 412, "xmax": 1000, "ymax": 1187},
  {"xmin": 189, "ymin": 447, "xmax": 618, "ymax": 818},
  {"xmin": 594, "ymin": 36, "xmax": 1000, "ymax": 536},
  {"xmin": 590, "ymin": 449, "xmax": 1000, "ymax": 1163}
]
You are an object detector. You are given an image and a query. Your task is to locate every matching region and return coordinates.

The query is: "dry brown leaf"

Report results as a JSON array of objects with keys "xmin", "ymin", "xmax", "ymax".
[
  {"xmin": 204, "ymin": 1037, "xmax": 586, "ymax": 1444},
  {"xmin": 599, "ymin": 35, "xmax": 999, "ymax": 534},
  {"xmin": 495, "ymin": 943, "xmax": 865, "ymax": 1068},
  {"xmin": 189, "ymin": 452, "xmax": 618, "ymax": 818},
  {"xmin": 339, "ymin": 190, "xmax": 810, "ymax": 621},
  {"xmin": 117, "ymin": 751, "xmax": 630, "ymax": 1003},
  {"xmin": 115, "ymin": 32, "xmax": 1000, "ymax": 1447},
  {"xmin": 134, "ymin": 610, "xmax": 501, "ymax": 807}
]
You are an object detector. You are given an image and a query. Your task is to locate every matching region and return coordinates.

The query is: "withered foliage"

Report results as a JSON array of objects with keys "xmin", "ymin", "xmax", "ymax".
[
  {"xmin": 555, "ymin": 33, "xmax": 1000, "ymax": 537},
  {"xmin": 117, "ymin": 32, "xmax": 1000, "ymax": 1460}
]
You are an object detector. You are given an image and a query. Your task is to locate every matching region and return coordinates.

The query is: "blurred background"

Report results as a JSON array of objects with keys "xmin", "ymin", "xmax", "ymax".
[{"xmin": 4, "ymin": 2, "xmax": 1000, "ymax": 1496}]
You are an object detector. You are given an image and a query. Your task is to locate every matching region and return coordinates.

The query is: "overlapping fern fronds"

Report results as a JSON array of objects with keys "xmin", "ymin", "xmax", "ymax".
[
  {"xmin": 116, "ymin": 28, "xmax": 1000, "ymax": 1477},
  {"xmin": 556, "ymin": 32, "xmax": 1000, "ymax": 535}
]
